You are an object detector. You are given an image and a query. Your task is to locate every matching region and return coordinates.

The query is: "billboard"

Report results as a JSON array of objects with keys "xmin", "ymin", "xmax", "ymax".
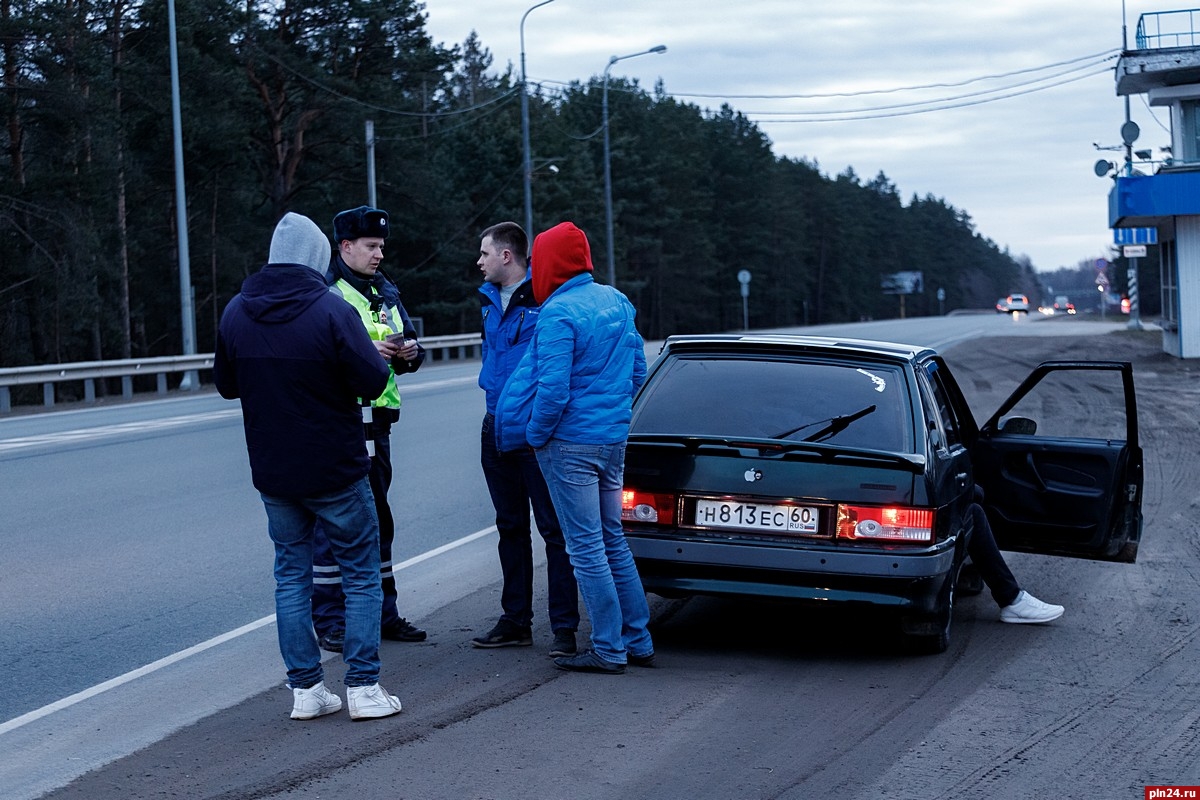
[{"xmin": 881, "ymin": 271, "xmax": 924, "ymax": 295}]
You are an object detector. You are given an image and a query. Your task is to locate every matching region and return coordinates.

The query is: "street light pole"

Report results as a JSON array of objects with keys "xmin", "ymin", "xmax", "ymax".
[
  {"xmin": 167, "ymin": 0, "xmax": 197, "ymax": 389},
  {"xmin": 520, "ymin": 0, "xmax": 556, "ymax": 250},
  {"xmin": 603, "ymin": 44, "xmax": 666, "ymax": 288}
]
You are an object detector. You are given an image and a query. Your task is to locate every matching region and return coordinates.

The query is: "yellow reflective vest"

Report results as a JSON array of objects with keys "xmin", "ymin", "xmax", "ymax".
[{"xmin": 330, "ymin": 278, "xmax": 402, "ymax": 410}]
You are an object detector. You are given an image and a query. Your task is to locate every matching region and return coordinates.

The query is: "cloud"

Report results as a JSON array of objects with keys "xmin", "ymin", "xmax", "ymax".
[{"xmin": 424, "ymin": 0, "xmax": 1166, "ymax": 271}]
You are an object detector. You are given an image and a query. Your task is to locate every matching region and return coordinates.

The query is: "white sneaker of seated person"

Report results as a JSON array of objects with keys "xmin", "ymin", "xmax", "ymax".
[
  {"xmin": 290, "ymin": 681, "xmax": 342, "ymax": 720},
  {"xmin": 999, "ymin": 590, "xmax": 1065, "ymax": 624},
  {"xmin": 347, "ymin": 683, "xmax": 403, "ymax": 720}
]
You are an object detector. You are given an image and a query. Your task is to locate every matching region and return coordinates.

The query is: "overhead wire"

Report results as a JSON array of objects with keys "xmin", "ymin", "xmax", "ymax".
[{"xmin": 530, "ymin": 52, "xmax": 1119, "ymax": 122}]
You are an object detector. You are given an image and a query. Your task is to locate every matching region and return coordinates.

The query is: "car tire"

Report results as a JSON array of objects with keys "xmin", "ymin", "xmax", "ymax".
[
  {"xmin": 898, "ymin": 573, "xmax": 955, "ymax": 655},
  {"xmin": 957, "ymin": 562, "xmax": 983, "ymax": 597}
]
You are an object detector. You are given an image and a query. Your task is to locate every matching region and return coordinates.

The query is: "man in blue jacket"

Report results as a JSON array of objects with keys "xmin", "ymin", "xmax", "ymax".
[
  {"xmin": 214, "ymin": 212, "xmax": 403, "ymax": 721},
  {"xmin": 472, "ymin": 221, "xmax": 579, "ymax": 657},
  {"xmin": 495, "ymin": 221, "xmax": 653, "ymax": 674}
]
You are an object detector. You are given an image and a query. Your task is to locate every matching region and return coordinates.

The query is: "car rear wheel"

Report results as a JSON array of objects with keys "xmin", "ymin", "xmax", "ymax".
[{"xmin": 898, "ymin": 573, "xmax": 955, "ymax": 655}]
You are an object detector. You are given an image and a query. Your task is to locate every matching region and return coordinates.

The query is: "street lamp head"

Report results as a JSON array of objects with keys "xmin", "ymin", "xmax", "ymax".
[{"xmin": 649, "ymin": 45, "xmax": 667, "ymax": 54}]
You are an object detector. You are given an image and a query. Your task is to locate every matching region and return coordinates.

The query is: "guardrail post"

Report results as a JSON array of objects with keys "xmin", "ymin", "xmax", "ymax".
[
  {"xmin": 85, "ymin": 379, "xmax": 96, "ymax": 403},
  {"xmin": 122, "ymin": 376, "xmax": 133, "ymax": 400},
  {"xmin": 157, "ymin": 373, "xmax": 168, "ymax": 395},
  {"xmin": 42, "ymin": 382, "xmax": 54, "ymax": 408},
  {"xmin": 1, "ymin": 387, "xmax": 9, "ymax": 414}
]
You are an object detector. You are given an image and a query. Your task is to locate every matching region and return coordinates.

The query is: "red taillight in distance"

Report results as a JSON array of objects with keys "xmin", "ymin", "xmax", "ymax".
[
  {"xmin": 621, "ymin": 489, "xmax": 676, "ymax": 526},
  {"xmin": 835, "ymin": 505, "xmax": 934, "ymax": 544}
]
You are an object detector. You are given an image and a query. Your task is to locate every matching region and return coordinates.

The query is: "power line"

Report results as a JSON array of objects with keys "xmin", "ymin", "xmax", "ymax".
[
  {"xmin": 751, "ymin": 67, "xmax": 1111, "ymax": 123},
  {"xmin": 532, "ymin": 53, "xmax": 1116, "ymax": 122},
  {"xmin": 643, "ymin": 48, "xmax": 1121, "ymax": 100},
  {"xmin": 736, "ymin": 57, "xmax": 1114, "ymax": 117}
]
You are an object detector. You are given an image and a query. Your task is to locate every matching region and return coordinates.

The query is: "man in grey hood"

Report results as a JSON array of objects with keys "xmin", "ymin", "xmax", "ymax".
[{"xmin": 214, "ymin": 212, "xmax": 404, "ymax": 721}]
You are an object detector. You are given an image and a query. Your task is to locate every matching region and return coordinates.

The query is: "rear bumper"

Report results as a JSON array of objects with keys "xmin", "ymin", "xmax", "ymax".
[{"xmin": 627, "ymin": 532, "xmax": 957, "ymax": 613}]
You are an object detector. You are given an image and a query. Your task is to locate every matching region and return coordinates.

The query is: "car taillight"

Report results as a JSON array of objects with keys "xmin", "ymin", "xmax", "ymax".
[
  {"xmin": 621, "ymin": 489, "xmax": 676, "ymax": 526},
  {"xmin": 835, "ymin": 505, "xmax": 934, "ymax": 543}
]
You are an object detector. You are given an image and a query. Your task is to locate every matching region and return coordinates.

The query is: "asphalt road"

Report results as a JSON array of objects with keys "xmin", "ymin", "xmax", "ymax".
[{"xmin": 5, "ymin": 315, "xmax": 1199, "ymax": 799}]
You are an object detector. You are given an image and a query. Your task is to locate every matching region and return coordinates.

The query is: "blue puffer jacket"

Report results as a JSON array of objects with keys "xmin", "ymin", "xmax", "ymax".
[
  {"xmin": 496, "ymin": 271, "xmax": 647, "ymax": 451},
  {"xmin": 478, "ymin": 270, "xmax": 540, "ymax": 417}
]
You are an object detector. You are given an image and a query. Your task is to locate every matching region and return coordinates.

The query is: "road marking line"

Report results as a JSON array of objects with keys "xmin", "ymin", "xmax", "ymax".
[
  {"xmin": 0, "ymin": 410, "xmax": 241, "ymax": 452},
  {"xmin": 0, "ymin": 376, "xmax": 479, "ymax": 453},
  {"xmin": 0, "ymin": 525, "xmax": 497, "ymax": 737}
]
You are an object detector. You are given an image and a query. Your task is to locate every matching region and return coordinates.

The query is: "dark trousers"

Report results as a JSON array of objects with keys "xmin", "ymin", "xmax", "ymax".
[
  {"xmin": 481, "ymin": 414, "xmax": 579, "ymax": 632},
  {"xmin": 967, "ymin": 502, "xmax": 1021, "ymax": 608},
  {"xmin": 312, "ymin": 429, "xmax": 402, "ymax": 637}
]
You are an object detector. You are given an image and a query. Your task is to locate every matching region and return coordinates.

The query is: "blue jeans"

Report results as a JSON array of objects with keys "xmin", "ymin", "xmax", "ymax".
[
  {"xmin": 260, "ymin": 476, "xmax": 383, "ymax": 688},
  {"xmin": 311, "ymin": 427, "xmax": 403, "ymax": 636},
  {"xmin": 481, "ymin": 414, "xmax": 579, "ymax": 632},
  {"xmin": 535, "ymin": 439, "xmax": 653, "ymax": 664}
]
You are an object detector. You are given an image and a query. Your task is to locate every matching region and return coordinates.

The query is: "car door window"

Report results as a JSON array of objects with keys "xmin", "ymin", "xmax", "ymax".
[
  {"xmin": 998, "ymin": 368, "xmax": 1127, "ymax": 442},
  {"xmin": 923, "ymin": 362, "xmax": 962, "ymax": 448}
]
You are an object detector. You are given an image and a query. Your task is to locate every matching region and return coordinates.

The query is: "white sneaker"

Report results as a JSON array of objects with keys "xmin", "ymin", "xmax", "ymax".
[
  {"xmin": 290, "ymin": 681, "xmax": 342, "ymax": 720},
  {"xmin": 347, "ymin": 683, "xmax": 403, "ymax": 720},
  {"xmin": 999, "ymin": 590, "xmax": 1065, "ymax": 624}
]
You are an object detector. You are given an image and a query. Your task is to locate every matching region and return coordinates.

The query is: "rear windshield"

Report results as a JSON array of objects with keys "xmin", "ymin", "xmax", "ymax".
[{"xmin": 631, "ymin": 353, "xmax": 913, "ymax": 452}]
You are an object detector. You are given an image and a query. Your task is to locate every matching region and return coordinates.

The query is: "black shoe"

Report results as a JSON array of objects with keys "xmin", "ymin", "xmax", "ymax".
[
  {"xmin": 548, "ymin": 629, "xmax": 577, "ymax": 658},
  {"xmin": 318, "ymin": 631, "xmax": 344, "ymax": 653},
  {"xmin": 382, "ymin": 618, "xmax": 427, "ymax": 642},
  {"xmin": 472, "ymin": 620, "xmax": 533, "ymax": 648},
  {"xmin": 628, "ymin": 651, "xmax": 656, "ymax": 668},
  {"xmin": 553, "ymin": 649, "xmax": 625, "ymax": 674}
]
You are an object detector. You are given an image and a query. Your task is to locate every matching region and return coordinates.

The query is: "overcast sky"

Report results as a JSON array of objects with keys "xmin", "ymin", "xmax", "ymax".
[{"xmin": 421, "ymin": 0, "xmax": 1175, "ymax": 273}]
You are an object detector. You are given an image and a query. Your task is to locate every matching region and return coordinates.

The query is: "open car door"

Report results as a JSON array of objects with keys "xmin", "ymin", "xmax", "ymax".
[{"xmin": 972, "ymin": 361, "xmax": 1143, "ymax": 563}]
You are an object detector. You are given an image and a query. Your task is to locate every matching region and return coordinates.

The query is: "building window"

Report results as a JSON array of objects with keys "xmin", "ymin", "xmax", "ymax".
[
  {"xmin": 1162, "ymin": 238, "xmax": 1179, "ymax": 331},
  {"xmin": 1181, "ymin": 101, "xmax": 1200, "ymax": 164}
]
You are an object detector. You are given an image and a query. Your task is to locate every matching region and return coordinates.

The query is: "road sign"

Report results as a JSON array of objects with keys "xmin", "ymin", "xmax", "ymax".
[
  {"xmin": 1123, "ymin": 245, "xmax": 1147, "ymax": 258},
  {"xmin": 1113, "ymin": 227, "xmax": 1158, "ymax": 245}
]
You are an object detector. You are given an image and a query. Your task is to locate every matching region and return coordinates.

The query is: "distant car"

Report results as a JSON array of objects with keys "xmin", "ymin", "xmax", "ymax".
[
  {"xmin": 1004, "ymin": 294, "xmax": 1030, "ymax": 313},
  {"xmin": 1053, "ymin": 295, "xmax": 1076, "ymax": 315},
  {"xmin": 621, "ymin": 334, "xmax": 1143, "ymax": 653}
]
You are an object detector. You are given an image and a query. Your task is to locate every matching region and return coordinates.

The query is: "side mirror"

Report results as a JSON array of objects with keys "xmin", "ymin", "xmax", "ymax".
[{"xmin": 999, "ymin": 416, "xmax": 1037, "ymax": 436}]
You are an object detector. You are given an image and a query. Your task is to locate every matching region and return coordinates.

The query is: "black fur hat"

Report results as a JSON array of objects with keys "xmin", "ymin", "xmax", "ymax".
[{"xmin": 333, "ymin": 206, "xmax": 389, "ymax": 243}]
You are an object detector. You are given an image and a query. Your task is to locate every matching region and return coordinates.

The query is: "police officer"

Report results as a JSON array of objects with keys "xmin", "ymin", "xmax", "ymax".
[{"xmin": 311, "ymin": 205, "xmax": 427, "ymax": 651}]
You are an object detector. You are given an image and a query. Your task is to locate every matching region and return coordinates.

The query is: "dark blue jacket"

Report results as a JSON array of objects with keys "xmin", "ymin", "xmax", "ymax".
[
  {"xmin": 478, "ymin": 270, "xmax": 540, "ymax": 418},
  {"xmin": 214, "ymin": 263, "xmax": 389, "ymax": 499}
]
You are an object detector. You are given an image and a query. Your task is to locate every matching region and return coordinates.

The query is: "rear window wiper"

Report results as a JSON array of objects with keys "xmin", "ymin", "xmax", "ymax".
[
  {"xmin": 625, "ymin": 432, "xmax": 926, "ymax": 472},
  {"xmin": 771, "ymin": 404, "xmax": 877, "ymax": 443}
]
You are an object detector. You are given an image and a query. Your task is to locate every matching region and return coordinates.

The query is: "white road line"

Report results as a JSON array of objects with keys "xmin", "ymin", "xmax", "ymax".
[
  {"xmin": 0, "ymin": 525, "xmax": 497, "ymax": 737},
  {"xmin": 0, "ymin": 376, "xmax": 479, "ymax": 453},
  {"xmin": 0, "ymin": 410, "xmax": 242, "ymax": 453}
]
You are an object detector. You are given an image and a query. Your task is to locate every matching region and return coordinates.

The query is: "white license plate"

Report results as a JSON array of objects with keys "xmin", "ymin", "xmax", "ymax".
[{"xmin": 693, "ymin": 499, "xmax": 820, "ymax": 533}]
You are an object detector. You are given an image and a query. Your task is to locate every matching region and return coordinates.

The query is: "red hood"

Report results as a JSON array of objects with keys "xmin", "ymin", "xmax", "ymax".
[{"xmin": 532, "ymin": 222, "xmax": 594, "ymax": 303}]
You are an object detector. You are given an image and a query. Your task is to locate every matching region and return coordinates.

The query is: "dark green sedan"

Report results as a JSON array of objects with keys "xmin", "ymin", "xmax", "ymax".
[{"xmin": 621, "ymin": 334, "xmax": 1143, "ymax": 653}]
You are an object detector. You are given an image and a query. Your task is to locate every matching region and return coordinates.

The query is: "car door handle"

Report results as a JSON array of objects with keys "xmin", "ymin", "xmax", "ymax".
[
  {"xmin": 1025, "ymin": 453, "xmax": 1048, "ymax": 492},
  {"xmin": 955, "ymin": 472, "xmax": 969, "ymax": 489}
]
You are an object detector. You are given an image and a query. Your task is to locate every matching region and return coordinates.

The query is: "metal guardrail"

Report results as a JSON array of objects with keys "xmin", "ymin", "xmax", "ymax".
[
  {"xmin": 0, "ymin": 333, "xmax": 483, "ymax": 414},
  {"xmin": 1136, "ymin": 9, "xmax": 1200, "ymax": 50}
]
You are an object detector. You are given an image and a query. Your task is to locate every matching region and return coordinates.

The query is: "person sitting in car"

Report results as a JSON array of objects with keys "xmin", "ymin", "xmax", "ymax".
[{"xmin": 966, "ymin": 486, "xmax": 1063, "ymax": 624}]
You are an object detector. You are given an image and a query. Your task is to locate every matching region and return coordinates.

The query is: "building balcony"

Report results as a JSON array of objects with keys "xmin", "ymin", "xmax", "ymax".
[{"xmin": 1118, "ymin": 9, "xmax": 1200, "ymax": 95}]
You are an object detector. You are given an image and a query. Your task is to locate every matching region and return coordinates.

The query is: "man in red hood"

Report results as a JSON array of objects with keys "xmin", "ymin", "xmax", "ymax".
[{"xmin": 496, "ymin": 221, "xmax": 653, "ymax": 673}]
